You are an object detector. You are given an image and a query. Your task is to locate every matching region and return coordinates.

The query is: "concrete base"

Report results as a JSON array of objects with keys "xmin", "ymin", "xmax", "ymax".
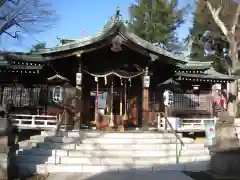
[
  {"xmin": 211, "ymin": 149, "xmax": 240, "ymax": 179},
  {"xmin": 0, "ymin": 140, "xmax": 18, "ymax": 180},
  {"xmin": 210, "ymin": 118, "xmax": 240, "ymax": 179}
]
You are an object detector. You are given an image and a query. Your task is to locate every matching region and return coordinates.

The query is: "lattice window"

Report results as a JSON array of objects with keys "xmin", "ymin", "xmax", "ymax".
[
  {"xmin": 2, "ymin": 87, "xmax": 41, "ymax": 107},
  {"xmin": 173, "ymin": 93, "xmax": 211, "ymax": 110}
]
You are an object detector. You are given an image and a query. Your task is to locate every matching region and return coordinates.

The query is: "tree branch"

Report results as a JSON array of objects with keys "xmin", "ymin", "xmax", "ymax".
[
  {"xmin": 232, "ymin": 4, "xmax": 240, "ymax": 36},
  {"xmin": 3, "ymin": 31, "xmax": 19, "ymax": 38},
  {"xmin": 8, "ymin": 0, "xmax": 20, "ymax": 5},
  {"xmin": 205, "ymin": 0, "xmax": 230, "ymax": 42},
  {"xmin": 216, "ymin": 6, "xmax": 222, "ymax": 16}
]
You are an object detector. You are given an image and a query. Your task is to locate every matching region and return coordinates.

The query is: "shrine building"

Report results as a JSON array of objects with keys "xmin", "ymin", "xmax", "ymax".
[{"xmin": 0, "ymin": 13, "xmax": 236, "ymax": 132}]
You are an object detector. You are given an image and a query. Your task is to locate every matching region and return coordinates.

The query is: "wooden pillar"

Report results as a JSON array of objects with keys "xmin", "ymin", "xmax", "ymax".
[
  {"xmin": 106, "ymin": 88, "xmax": 111, "ymax": 115},
  {"xmin": 94, "ymin": 77, "xmax": 99, "ymax": 123},
  {"xmin": 75, "ymin": 54, "xmax": 82, "ymax": 130},
  {"xmin": 142, "ymin": 88, "xmax": 149, "ymax": 126},
  {"xmin": 142, "ymin": 67, "xmax": 150, "ymax": 127}
]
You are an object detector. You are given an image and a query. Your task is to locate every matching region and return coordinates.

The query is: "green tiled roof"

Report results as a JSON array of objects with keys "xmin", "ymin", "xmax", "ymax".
[
  {"xmin": 175, "ymin": 68, "xmax": 238, "ymax": 80},
  {"xmin": 179, "ymin": 61, "xmax": 213, "ymax": 70},
  {"xmin": 2, "ymin": 15, "xmax": 187, "ymax": 64}
]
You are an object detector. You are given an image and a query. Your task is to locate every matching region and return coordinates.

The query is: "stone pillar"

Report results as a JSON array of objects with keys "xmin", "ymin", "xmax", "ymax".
[{"xmin": 75, "ymin": 54, "xmax": 83, "ymax": 130}]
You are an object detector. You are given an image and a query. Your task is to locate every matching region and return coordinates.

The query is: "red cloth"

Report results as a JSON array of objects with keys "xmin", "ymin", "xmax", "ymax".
[
  {"xmin": 221, "ymin": 97, "xmax": 227, "ymax": 109},
  {"xmin": 214, "ymin": 97, "xmax": 221, "ymax": 105}
]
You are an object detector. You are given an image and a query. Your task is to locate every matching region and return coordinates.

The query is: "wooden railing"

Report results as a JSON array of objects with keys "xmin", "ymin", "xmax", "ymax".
[
  {"xmin": 178, "ymin": 117, "xmax": 217, "ymax": 132},
  {"xmin": 10, "ymin": 114, "xmax": 59, "ymax": 130},
  {"xmin": 156, "ymin": 113, "xmax": 217, "ymax": 132}
]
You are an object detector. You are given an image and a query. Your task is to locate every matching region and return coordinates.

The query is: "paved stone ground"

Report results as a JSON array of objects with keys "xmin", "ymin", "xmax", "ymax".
[
  {"xmin": 184, "ymin": 172, "xmax": 237, "ymax": 180},
  {"xmin": 47, "ymin": 171, "xmax": 194, "ymax": 180}
]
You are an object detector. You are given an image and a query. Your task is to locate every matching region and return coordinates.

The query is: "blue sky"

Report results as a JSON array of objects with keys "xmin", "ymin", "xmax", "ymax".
[{"xmin": 2, "ymin": 0, "xmax": 195, "ymax": 51}]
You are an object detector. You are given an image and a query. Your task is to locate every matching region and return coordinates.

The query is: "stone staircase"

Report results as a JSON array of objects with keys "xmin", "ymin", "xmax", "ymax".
[{"xmin": 15, "ymin": 131, "xmax": 210, "ymax": 176}]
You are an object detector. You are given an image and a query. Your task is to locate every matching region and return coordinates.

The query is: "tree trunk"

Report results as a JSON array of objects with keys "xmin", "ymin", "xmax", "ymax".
[{"xmin": 228, "ymin": 38, "xmax": 238, "ymax": 117}]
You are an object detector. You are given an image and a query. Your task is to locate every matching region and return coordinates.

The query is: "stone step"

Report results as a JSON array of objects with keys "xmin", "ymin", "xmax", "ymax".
[
  {"xmin": 31, "ymin": 141, "xmax": 204, "ymax": 150},
  {"xmin": 15, "ymin": 154, "xmax": 211, "ymax": 166},
  {"xmin": 30, "ymin": 136, "xmax": 194, "ymax": 145},
  {"xmin": 17, "ymin": 161, "xmax": 210, "ymax": 174},
  {"xmin": 30, "ymin": 135, "xmax": 189, "ymax": 144},
  {"xmin": 40, "ymin": 131, "xmax": 183, "ymax": 139},
  {"xmin": 17, "ymin": 147, "xmax": 209, "ymax": 157}
]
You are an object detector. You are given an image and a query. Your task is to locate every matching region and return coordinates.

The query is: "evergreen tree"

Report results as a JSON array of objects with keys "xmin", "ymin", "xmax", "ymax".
[
  {"xmin": 30, "ymin": 42, "xmax": 46, "ymax": 52},
  {"xmin": 128, "ymin": 0, "xmax": 189, "ymax": 54}
]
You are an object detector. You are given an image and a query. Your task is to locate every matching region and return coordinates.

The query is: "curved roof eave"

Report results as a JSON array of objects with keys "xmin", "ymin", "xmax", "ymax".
[
  {"xmin": 175, "ymin": 68, "xmax": 238, "ymax": 80},
  {"xmin": 120, "ymin": 31, "xmax": 187, "ymax": 64},
  {"xmin": 33, "ymin": 17, "xmax": 119, "ymax": 55},
  {"xmin": 30, "ymin": 17, "xmax": 187, "ymax": 64}
]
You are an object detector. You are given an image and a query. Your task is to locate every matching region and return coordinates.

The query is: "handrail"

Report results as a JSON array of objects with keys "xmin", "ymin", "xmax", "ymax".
[
  {"xmin": 160, "ymin": 112, "xmax": 184, "ymax": 147},
  {"xmin": 159, "ymin": 111, "xmax": 184, "ymax": 164},
  {"xmin": 55, "ymin": 113, "xmax": 64, "ymax": 134}
]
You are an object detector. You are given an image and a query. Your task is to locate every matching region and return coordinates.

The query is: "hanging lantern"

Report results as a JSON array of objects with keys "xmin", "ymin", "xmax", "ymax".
[
  {"xmin": 104, "ymin": 76, "xmax": 107, "ymax": 85},
  {"xmin": 128, "ymin": 78, "xmax": 132, "ymax": 87},
  {"xmin": 95, "ymin": 77, "xmax": 98, "ymax": 82},
  {"xmin": 76, "ymin": 72, "xmax": 82, "ymax": 85},
  {"xmin": 143, "ymin": 75, "xmax": 150, "ymax": 88},
  {"xmin": 193, "ymin": 85, "xmax": 200, "ymax": 90},
  {"xmin": 143, "ymin": 67, "xmax": 150, "ymax": 88},
  {"xmin": 52, "ymin": 86, "xmax": 63, "ymax": 103},
  {"xmin": 163, "ymin": 90, "xmax": 174, "ymax": 107}
]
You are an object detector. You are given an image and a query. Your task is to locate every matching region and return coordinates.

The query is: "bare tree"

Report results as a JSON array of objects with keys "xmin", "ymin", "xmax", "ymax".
[
  {"xmin": 203, "ymin": 0, "xmax": 240, "ymax": 116},
  {"xmin": 0, "ymin": 0, "xmax": 57, "ymax": 39}
]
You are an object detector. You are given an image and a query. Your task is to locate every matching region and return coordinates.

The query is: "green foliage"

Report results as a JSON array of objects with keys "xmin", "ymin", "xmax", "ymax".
[
  {"xmin": 186, "ymin": 0, "xmax": 239, "ymax": 73},
  {"xmin": 30, "ymin": 42, "xmax": 46, "ymax": 52},
  {"xmin": 128, "ymin": 0, "xmax": 188, "ymax": 54}
]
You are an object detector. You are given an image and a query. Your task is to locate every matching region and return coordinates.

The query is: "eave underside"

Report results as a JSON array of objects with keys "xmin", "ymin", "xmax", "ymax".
[{"xmin": 175, "ymin": 72, "xmax": 236, "ymax": 81}]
